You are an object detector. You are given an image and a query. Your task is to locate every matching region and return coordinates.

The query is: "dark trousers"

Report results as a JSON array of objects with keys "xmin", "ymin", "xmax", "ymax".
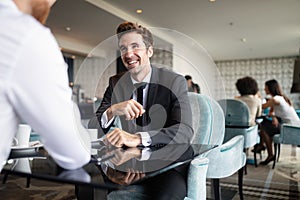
[
  {"xmin": 141, "ymin": 169, "xmax": 187, "ymax": 200},
  {"xmin": 107, "ymin": 169, "xmax": 187, "ymax": 200}
]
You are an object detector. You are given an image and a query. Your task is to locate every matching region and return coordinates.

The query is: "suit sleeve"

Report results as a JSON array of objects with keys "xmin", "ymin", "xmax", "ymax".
[
  {"xmin": 148, "ymin": 75, "xmax": 194, "ymax": 145},
  {"xmin": 96, "ymin": 77, "xmax": 115, "ymax": 133}
]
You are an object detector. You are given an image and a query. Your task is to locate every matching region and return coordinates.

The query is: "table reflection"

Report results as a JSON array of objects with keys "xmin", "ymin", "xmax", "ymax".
[
  {"xmin": 93, "ymin": 144, "xmax": 193, "ymax": 185},
  {"xmin": 2, "ymin": 143, "xmax": 215, "ymax": 199}
]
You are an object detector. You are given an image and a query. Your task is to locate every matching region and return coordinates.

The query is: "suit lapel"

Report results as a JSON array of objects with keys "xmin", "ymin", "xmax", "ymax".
[
  {"xmin": 114, "ymin": 71, "xmax": 135, "ymax": 102},
  {"xmin": 113, "ymin": 72, "xmax": 135, "ymax": 132},
  {"xmin": 147, "ymin": 67, "xmax": 159, "ymax": 111}
]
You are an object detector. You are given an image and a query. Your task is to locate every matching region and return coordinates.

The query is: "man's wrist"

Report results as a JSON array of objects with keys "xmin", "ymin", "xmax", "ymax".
[
  {"xmin": 132, "ymin": 134, "xmax": 142, "ymax": 147},
  {"xmin": 107, "ymin": 107, "xmax": 113, "ymax": 121},
  {"xmin": 137, "ymin": 132, "xmax": 152, "ymax": 147}
]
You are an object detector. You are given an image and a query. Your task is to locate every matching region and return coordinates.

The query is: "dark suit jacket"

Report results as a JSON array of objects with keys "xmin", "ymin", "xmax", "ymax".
[{"xmin": 96, "ymin": 66, "xmax": 193, "ymax": 145}]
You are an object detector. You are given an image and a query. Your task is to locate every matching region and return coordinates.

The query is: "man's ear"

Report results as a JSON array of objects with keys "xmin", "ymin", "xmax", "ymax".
[{"xmin": 147, "ymin": 46, "xmax": 154, "ymax": 58}]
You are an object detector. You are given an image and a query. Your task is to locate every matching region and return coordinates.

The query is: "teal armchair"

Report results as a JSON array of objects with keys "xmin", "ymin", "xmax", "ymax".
[
  {"xmin": 206, "ymin": 135, "xmax": 246, "ymax": 200},
  {"xmin": 218, "ymin": 99, "xmax": 259, "ymax": 169},
  {"xmin": 186, "ymin": 93, "xmax": 246, "ymax": 200},
  {"xmin": 273, "ymin": 123, "xmax": 300, "ymax": 169}
]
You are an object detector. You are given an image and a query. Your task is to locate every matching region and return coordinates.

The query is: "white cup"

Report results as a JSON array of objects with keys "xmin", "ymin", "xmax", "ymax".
[
  {"xmin": 88, "ymin": 129, "xmax": 98, "ymax": 155},
  {"xmin": 13, "ymin": 124, "xmax": 32, "ymax": 147},
  {"xmin": 12, "ymin": 158, "xmax": 32, "ymax": 173}
]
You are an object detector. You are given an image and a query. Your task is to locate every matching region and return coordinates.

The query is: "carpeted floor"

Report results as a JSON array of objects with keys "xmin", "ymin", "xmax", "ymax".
[
  {"xmin": 1, "ymin": 144, "xmax": 299, "ymax": 200},
  {"xmin": 0, "ymin": 176, "xmax": 76, "ymax": 200}
]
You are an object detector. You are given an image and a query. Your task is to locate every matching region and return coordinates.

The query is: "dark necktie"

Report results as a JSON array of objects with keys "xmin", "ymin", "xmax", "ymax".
[{"xmin": 134, "ymin": 82, "xmax": 147, "ymax": 129}]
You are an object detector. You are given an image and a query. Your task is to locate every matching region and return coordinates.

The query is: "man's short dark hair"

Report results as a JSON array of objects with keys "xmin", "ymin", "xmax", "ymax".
[{"xmin": 116, "ymin": 22, "xmax": 153, "ymax": 49}]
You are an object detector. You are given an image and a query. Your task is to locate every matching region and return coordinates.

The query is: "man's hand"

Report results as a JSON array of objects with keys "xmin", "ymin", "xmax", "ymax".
[
  {"xmin": 109, "ymin": 147, "xmax": 141, "ymax": 166},
  {"xmin": 106, "ymin": 128, "xmax": 142, "ymax": 147},
  {"xmin": 107, "ymin": 167, "xmax": 145, "ymax": 185},
  {"xmin": 107, "ymin": 99, "xmax": 145, "ymax": 121}
]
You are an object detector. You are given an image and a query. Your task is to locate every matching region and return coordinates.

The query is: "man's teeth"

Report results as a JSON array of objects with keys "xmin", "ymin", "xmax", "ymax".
[{"xmin": 128, "ymin": 60, "xmax": 137, "ymax": 64}]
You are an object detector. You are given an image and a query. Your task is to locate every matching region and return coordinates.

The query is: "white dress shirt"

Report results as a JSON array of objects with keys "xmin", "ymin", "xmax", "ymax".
[
  {"xmin": 0, "ymin": 0, "xmax": 91, "ymax": 171},
  {"xmin": 101, "ymin": 69, "xmax": 152, "ymax": 147}
]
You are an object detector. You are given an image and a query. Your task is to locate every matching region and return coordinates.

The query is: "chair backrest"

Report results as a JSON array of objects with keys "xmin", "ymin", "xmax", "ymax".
[
  {"xmin": 218, "ymin": 99, "xmax": 250, "ymax": 127},
  {"xmin": 188, "ymin": 92, "xmax": 225, "ymax": 146},
  {"xmin": 280, "ymin": 123, "xmax": 300, "ymax": 146}
]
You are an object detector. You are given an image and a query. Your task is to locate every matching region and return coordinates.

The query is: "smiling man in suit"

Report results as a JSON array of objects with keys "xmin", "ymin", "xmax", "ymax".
[
  {"xmin": 96, "ymin": 22, "xmax": 193, "ymax": 148},
  {"xmin": 95, "ymin": 21, "xmax": 194, "ymax": 200}
]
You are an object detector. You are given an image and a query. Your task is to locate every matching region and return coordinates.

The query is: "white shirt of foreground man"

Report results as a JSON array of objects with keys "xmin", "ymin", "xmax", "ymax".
[{"xmin": 0, "ymin": 0, "xmax": 91, "ymax": 171}]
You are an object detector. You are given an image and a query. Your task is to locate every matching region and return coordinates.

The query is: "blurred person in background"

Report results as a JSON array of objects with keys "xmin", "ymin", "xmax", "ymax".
[
  {"xmin": 235, "ymin": 76, "xmax": 262, "ymax": 126},
  {"xmin": 185, "ymin": 75, "xmax": 200, "ymax": 93},
  {"xmin": 185, "ymin": 75, "xmax": 194, "ymax": 92},
  {"xmin": 256, "ymin": 79, "xmax": 299, "ymax": 165}
]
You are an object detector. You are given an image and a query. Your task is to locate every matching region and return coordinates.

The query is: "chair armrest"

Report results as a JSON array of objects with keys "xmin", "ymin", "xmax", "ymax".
[
  {"xmin": 224, "ymin": 124, "xmax": 259, "ymax": 148},
  {"xmin": 206, "ymin": 135, "xmax": 246, "ymax": 178},
  {"xmin": 186, "ymin": 156, "xmax": 209, "ymax": 200},
  {"xmin": 225, "ymin": 125, "xmax": 250, "ymax": 128},
  {"xmin": 273, "ymin": 134, "xmax": 281, "ymax": 143},
  {"xmin": 220, "ymin": 135, "xmax": 243, "ymax": 152},
  {"xmin": 280, "ymin": 123, "xmax": 300, "ymax": 145},
  {"xmin": 282, "ymin": 123, "xmax": 300, "ymax": 129}
]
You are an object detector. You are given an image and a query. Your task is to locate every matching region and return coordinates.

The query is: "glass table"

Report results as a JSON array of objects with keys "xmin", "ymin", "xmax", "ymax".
[{"xmin": 1, "ymin": 143, "xmax": 215, "ymax": 199}]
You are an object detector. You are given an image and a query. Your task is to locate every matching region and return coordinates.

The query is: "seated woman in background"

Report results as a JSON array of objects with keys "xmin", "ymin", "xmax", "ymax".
[
  {"xmin": 256, "ymin": 79, "xmax": 300, "ymax": 165},
  {"xmin": 235, "ymin": 76, "xmax": 262, "ymax": 126}
]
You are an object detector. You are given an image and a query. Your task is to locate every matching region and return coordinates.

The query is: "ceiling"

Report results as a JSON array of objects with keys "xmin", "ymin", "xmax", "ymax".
[{"xmin": 46, "ymin": 0, "xmax": 300, "ymax": 61}]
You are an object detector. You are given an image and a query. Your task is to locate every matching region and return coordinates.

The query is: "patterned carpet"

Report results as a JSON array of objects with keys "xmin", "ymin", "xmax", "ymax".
[{"xmin": 0, "ymin": 175, "xmax": 75, "ymax": 200}]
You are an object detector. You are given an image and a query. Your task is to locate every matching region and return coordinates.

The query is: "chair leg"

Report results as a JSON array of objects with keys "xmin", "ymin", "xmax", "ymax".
[
  {"xmin": 2, "ymin": 173, "xmax": 31, "ymax": 188},
  {"xmin": 277, "ymin": 144, "xmax": 281, "ymax": 162},
  {"xmin": 238, "ymin": 168, "xmax": 244, "ymax": 200},
  {"xmin": 273, "ymin": 143, "xmax": 281, "ymax": 169},
  {"xmin": 243, "ymin": 148, "xmax": 247, "ymax": 175},
  {"xmin": 2, "ymin": 173, "xmax": 8, "ymax": 184},
  {"xmin": 26, "ymin": 177, "xmax": 31, "ymax": 188},
  {"xmin": 254, "ymin": 151, "xmax": 258, "ymax": 167},
  {"xmin": 273, "ymin": 143, "xmax": 277, "ymax": 169},
  {"xmin": 211, "ymin": 178, "xmax": 221, "ymax": 200}
]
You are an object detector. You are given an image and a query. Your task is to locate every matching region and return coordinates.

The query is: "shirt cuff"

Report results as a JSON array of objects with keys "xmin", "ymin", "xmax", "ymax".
[
  {"xmin": 137, "ymin": 132, "xmax": 152, "ymax": 147},
  {"xmin": 101, "ymin": 110, "xmax": 115, "ymax": 128},
  {"xmin": 140, "ymin": 147, "xmax": 151, "ymax": 161}
]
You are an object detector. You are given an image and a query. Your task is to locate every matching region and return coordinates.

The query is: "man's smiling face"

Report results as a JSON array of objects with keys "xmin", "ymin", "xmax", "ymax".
[{"xmin": 119, "ymin": 32, "xmax": 153, "ymax": 76}]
